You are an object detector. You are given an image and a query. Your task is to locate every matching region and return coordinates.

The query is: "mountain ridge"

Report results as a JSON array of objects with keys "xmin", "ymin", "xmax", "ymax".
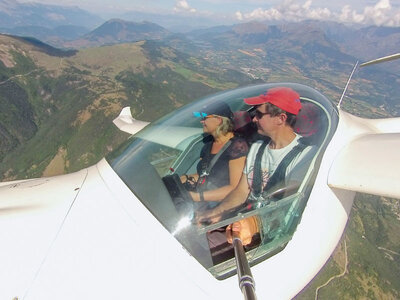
[
  {"xmin": 1, "ymin": 0, "xmax": 399, "ymax": 76},
  {"xmin": 64, "ymin": 19, "xmax": 171, "ymax": 48}
]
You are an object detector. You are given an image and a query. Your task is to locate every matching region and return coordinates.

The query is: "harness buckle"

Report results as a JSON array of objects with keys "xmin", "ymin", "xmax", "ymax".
[
  {"xmin": 200, "ymin": 171, "xmax": 209, "ymax": 177},
  {"xmin": 248, "ymin": 193, "xmax": 270, "ymax": 208}
]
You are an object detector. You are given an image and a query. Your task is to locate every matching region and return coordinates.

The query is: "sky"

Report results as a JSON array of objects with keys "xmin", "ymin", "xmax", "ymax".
[{"xmin": 17, "ymin": 0, "xmax": 400, "ymax": 27}]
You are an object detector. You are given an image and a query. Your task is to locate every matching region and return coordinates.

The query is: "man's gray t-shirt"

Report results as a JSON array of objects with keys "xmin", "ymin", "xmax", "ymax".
[{"xmin": 244, "ymin": 134, "xmax": 316, "ymax": 198}]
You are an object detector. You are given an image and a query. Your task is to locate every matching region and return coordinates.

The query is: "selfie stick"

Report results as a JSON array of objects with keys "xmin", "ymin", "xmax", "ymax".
[{"xmin": 232, "ymin": 233, "xmax": 257, "ymax": 300}]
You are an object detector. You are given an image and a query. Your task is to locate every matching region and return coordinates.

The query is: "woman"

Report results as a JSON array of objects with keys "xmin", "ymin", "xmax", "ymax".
[{"xmin": 183, "ymin": 101, "xmax": 249, "ymax": 210}]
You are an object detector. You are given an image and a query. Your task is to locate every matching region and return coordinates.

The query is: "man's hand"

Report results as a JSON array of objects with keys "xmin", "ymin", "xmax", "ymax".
[{"xmin": 226, "ymin": 216, "xmax": 259, "ymax": 246}]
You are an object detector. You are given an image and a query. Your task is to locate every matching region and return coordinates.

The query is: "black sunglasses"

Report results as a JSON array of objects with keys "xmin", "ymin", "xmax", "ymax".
[{"xmin": 253, "ymin": 109, "xmax": 270, "ymax": 119}]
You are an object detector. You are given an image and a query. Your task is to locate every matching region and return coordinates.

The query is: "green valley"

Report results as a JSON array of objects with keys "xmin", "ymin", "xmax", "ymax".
[{"xmin": 0, "ymin": 34, "xmax": 254, "ymax": 180}]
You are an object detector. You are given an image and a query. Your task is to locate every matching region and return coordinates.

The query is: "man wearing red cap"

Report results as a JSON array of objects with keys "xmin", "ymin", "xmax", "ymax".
[{"xmin": 198, "ymin": 87, "xmax": 315, "ymax": 246}]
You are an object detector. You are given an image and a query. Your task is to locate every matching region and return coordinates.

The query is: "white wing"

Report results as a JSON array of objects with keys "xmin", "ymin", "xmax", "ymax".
[
  {"xmin": 328, "ymin": 113, "xmax": 400, "ymax": 199},
  {"xmin": 113, "ymin": 106, "xmax": 150, "ymax": 135},
  {"xmin": 328, "ymin": 133, "xmax": 400, "ymax": 199}
]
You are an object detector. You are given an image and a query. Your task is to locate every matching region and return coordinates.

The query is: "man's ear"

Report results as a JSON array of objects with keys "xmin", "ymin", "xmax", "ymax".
[{"xmin": 277, "ymin": 113, "xmax": 287, "ymax": 125}]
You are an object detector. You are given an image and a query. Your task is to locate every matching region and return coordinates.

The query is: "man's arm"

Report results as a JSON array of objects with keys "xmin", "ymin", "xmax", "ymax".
[
  {"xmin": 197, "ymin": 172, "xmax": 250, "ymax": 223},
  {"xmin": 226, "ymin": 216, "xmax": 259, "ymax": 246}
]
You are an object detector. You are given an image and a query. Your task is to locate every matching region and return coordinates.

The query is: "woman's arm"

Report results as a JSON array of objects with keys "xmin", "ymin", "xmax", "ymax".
[{"xmin": 196, "ymin": 172, "xmax": 251, "ymax": 223}]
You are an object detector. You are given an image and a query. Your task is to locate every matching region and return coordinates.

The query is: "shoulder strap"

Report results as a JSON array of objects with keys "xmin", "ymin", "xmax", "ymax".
[
  {"xmin": 263, "ymin": 138, "xmax": 307, "ymax": 196},
  {"xmin": 197, "ymin": 139, "xmax": 233, "ymax": 192},
  {"xmin": 199, "ymin": 141, "xmax": 213, "ymax": 174},
  {"xmin": 251, "ymin": 140, "xmax": 269, "ymax": 196},
  {"xmin": 203, "ymin": 140, "xmax": 232, "ymax": 176}
]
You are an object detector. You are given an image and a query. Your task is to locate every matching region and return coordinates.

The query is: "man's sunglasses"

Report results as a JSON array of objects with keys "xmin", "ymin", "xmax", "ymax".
[{"xmin": 253, "ymin": 109, "xmax": 270, "ymax": 119}]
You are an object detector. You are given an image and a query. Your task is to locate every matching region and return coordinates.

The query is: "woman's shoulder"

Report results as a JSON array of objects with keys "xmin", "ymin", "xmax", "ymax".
[{"xmin": 231, "ymin": 136, "xmax": 248, "ymax": 145}]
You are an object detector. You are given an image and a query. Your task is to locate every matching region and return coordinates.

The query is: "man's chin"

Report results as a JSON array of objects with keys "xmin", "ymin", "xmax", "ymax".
[{"xmin": 257, "ymin": 129, "xmax": 266, "ymax": 135}]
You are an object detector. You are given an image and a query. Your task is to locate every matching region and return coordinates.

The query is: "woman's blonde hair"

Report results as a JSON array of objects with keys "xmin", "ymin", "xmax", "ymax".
[{"xmin": 215, "ymin": 116, "xmax": 234, "ymax": 138}]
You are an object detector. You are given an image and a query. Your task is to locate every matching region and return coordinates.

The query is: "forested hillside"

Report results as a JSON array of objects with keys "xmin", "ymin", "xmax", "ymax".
[{"xmin": 0, "ymin": 34, "xmax": 254, "ymax": 180}]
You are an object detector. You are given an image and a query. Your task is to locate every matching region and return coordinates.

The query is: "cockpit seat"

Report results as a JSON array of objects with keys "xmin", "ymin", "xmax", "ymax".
[
  {"xmin": 233, "ymin": 111, "xmax": 260, "ymax": 144},
  {"xmin": 233, "ymin": 111, "xmax": 252, "ymax": 131},
  {"xmin": 293, "ymin": 101, "xmax": 326, "ymax": 146}
]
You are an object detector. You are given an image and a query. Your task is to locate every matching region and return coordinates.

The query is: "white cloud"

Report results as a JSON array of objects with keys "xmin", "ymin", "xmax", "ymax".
[
  {"xmin": 235, "ymin": 11, "xmax": 243, "ymax": 21},
  {"xmin": 46, "ymin": 13, "xmax": 66, "ymax": 21},
  {"xmin": 235, "ymin": 0, "xmax": 331, "ymax": 22},
  {"xmin": 362, "ymin": 0, "xmax": 395, "ymax": 26},
  {"xmin": 174, "ymin": 0, "xmax": 196, "ymax": 13},
  {"xmin": 235, "ymin": 0, "xmax": 400, "ymax": 26}
]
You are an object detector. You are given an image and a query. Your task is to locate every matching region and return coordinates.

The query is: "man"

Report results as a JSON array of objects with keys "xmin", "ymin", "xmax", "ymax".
[{"xmin": 198, "ymin": 87, "xmax": 315, "ymax": 245}]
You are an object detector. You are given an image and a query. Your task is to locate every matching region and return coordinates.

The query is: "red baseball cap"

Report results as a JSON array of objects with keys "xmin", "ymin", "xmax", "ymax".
[{"xmin": 244, "ymin": 87, "xmax": 302, "ymax": 115}]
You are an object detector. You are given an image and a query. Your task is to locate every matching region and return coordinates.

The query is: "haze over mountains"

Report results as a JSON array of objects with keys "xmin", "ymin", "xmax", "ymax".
[
  {"xmin": 1, "ymin": 0, "xmax": 400, "ymax": 68},
  {"xmin": 0, "ymin": 0, "xmax": 102, "ymax": 28}
]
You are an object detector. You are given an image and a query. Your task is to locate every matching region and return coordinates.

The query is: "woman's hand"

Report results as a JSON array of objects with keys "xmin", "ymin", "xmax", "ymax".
[{"xmin": 180, "ymin": 175, "xmax": 188, "ymax": 183}]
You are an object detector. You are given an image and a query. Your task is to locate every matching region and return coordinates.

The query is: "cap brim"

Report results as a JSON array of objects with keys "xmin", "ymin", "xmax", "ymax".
[{"xmin": 244, "ymin": 95, "xmax": 267, "ymax": 105}]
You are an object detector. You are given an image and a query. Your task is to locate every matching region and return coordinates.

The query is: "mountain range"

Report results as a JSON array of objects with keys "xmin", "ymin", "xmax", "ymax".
[
  {"xmin": 63, "ymin": 19, "xmax": 171, "ymax": 48},
  {"xmin": 0, "ymin": 0, "xmax": 103, "ymax": 43},
  {"xmin": 1, "ymin": 0, "xmax": 400, "ymax": 72},
  {"xmin": 0, "ymin": 0, "xmax": 102, "ymax": 29}
]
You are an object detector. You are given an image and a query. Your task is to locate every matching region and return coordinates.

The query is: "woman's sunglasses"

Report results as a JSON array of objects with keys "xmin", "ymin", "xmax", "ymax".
[{"xmin": 193, "ymin": 112, "xmax": 217, "ymax": 120}]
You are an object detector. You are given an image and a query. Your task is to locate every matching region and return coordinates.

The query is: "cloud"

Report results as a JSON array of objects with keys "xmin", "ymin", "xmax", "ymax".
[
  {"xmin": 46, "ymin": 13, "xmax": 66, "ymax": 21},
  {"xmin": 360, "ymin": 0, "xmax": 400, "ymax": 26},
  {"xmin": 339, "ymin": 0, "xmax": 400, "ymax": 26},
  {"xmin": 235, "ymin": 0, "xmax": 331, "ymax": 23},
  {"xmin": 174, "ymin": 0, "xmax": 196, "ymax": 13},
  {"xmin": 235, "ymin": 0, "xmax": 400, "ymax": 26}
]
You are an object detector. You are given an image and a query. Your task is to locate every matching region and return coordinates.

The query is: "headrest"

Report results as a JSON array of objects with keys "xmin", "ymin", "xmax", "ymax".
[
  {"xmin": 294, "ymin": 102, "xmax": 321, "ymax": 137},
  {"xmin": 233, "ymin": 111, "xmax": 252, "ymax": 131}
]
